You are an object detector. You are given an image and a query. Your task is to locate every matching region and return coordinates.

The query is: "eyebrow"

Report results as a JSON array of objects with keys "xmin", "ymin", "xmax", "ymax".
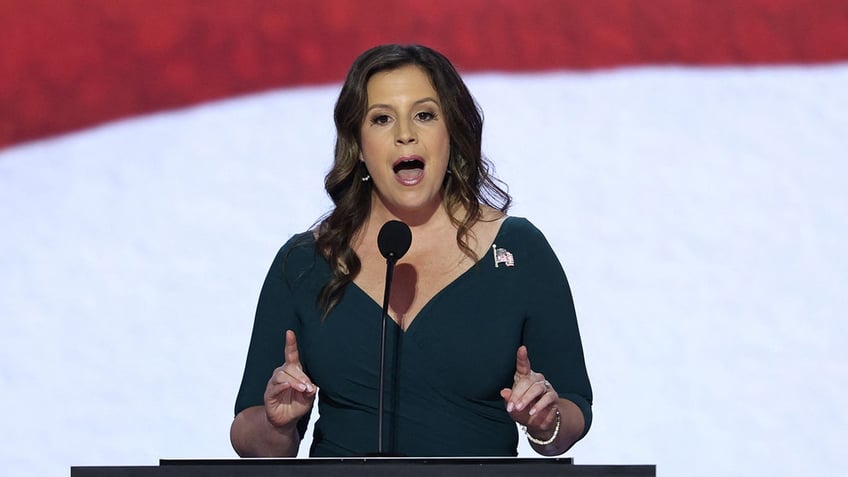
[{"xmin": 366, "ymin": 97, "xmax": 440, "ymax": 112}]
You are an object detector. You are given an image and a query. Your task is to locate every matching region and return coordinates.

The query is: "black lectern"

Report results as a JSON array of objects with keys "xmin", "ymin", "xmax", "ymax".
[{"xmin": 71, "ymin": 457, "xmax": 656, "ymax": 476}]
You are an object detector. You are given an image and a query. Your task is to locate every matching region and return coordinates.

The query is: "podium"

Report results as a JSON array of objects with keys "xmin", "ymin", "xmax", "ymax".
[{"xmin": 71, "ymin": 458, "xmax": 656, "ymax": 476}]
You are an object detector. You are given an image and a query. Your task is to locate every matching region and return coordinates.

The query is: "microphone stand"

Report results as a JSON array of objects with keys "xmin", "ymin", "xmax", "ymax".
[
  {"xmin": 373, "ymin": 219, "xmax": 411, "ymax": 456},
  {"xmin": 377, "ymin": 251, "xmax": 397, "ymax": 455}
]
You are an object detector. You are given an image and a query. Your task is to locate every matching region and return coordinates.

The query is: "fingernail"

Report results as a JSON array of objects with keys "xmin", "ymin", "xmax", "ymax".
[
  {"xmin": 507, "ymin": 402, "xmax": 514, "ymax": 412},
  {"xmin": 529, "ymin": 407, "xmax": 536, "ymax": 416},
  {"xmin": 298, "ymin": 383, "xmax": 307, "ymax": 392}
]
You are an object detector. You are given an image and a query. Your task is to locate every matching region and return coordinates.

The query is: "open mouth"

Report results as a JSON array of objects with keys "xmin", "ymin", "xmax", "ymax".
[{"xmin": 393, "ymin": 157, "xmax": 425, "ymax": 183}]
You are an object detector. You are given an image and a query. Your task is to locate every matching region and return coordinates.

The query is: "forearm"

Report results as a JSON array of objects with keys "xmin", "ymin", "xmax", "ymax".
[
  {"xmin": 230, "ymin": 405, "xmax": 301, "ymax": 457},
  {"xmin": 528, "ymin": 398, "xmax": 585, "ymax": 456}
]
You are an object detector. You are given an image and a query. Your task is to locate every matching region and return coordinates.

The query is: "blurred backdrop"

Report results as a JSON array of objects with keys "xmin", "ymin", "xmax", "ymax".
[{"xmin": 1, "ymin": 1, "xmax": 847, "ymax": 476}]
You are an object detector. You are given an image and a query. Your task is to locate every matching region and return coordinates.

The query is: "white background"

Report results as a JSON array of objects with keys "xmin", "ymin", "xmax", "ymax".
[{"xmin": 1, "ymin": 63, "xmax": 847, "ymax": 477}]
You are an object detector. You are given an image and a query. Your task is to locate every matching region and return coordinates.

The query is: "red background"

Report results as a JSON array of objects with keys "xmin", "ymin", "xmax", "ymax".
[{"xmin": 2, "ymin": 0, "xmax": 847, "ymax": 148}]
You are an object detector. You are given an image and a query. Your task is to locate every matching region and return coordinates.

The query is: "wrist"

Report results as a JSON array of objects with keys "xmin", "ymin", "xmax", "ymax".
[{"xmin": 523, "ymin": 407, "xmax": 561, "ymax": 446}]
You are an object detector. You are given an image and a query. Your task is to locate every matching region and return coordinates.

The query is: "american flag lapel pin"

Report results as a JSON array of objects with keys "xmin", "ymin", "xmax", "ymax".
[{"xmin": 492, "ymin": 244, "xmax": 515, "ymax": 268}]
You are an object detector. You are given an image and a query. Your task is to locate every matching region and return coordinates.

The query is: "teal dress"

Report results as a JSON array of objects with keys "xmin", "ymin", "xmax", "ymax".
[{"xmin": 234, "ymin": 217, "xmax": 592, "ymax": 456}]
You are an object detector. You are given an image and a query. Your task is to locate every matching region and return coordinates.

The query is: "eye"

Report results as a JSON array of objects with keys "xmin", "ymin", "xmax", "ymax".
[
  {"xmin": 416, "ymin": 111, "xmax": 437, "ymax": 121},
  {"xmin": 369, "ymin": 114, "xmax": 391, "ymax": 126}
]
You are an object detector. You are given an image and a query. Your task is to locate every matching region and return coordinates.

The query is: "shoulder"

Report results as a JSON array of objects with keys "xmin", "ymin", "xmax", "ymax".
[
  {"xmin": 269, "ymin": 231, "xmax": 321, "ymax": 279},
  {"xmin": 274, "ymin": 231, "xmax": 317, "ymax": 259},
  {"xmin": 280, "ymin": 230, "xmax": 317, "ymax": 252},
  {"xmin": 498, "ymin": 216, "xmax": 547, "ymax": 242},
  {"xmin": 496, "ymin": 216, "xmax": 565, "ymax": 267}
]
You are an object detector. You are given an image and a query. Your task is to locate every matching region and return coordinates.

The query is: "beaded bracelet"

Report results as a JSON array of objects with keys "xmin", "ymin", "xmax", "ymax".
[{"xmin": 523, "ymin": 407, "xmax": 561, "ymax": 445}]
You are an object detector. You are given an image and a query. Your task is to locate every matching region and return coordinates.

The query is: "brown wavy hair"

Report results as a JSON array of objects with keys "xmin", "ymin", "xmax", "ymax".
[{"xmin": 315, "ymin": 44, "xmax": 511, "ymax": 316}]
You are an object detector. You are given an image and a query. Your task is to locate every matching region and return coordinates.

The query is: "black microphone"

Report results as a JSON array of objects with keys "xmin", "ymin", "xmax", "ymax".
[
  {"xmin": 377, "ymin": 220, "xmax": 412, "ymax": 263},
  {"xmin": 375, "ymin": 220, "xmax": 411, "ymax": 455}
]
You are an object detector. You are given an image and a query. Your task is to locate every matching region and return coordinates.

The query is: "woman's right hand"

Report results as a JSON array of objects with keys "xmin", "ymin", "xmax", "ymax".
[{"xmin": 263, "ymin": 330, "xmax": 317, "ymax": 430}]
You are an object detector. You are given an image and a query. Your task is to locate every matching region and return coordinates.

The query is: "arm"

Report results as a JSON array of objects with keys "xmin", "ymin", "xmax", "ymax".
[
  {"xmin": 231, "ymin": 237, "xmax": 319, "ymax": 457},
  {"xmin": 231, "ymin": 405, "xmax": 301, "ymax": 457},
  {"xmin": 231, "ymin": 330, "xmax": 317, "ymax": 457},
  {"xmin": 500, "ymin": 219, "xmax": 593, "ymax": 455}
]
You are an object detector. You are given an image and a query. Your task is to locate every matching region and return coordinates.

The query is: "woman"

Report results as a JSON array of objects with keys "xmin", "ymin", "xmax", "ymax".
[{"xmin": 230, "ymin": 44, "xmax": 592, "ymax": 457}]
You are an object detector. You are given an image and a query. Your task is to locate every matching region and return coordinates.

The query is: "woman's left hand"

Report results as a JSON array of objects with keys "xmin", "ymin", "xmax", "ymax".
[{"xmin": 500, "ymin": 345, "xmax": 560, "ymax": 441}]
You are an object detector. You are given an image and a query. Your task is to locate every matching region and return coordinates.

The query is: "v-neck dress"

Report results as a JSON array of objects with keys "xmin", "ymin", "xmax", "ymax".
[{"xmin": 234, "ymin": 217, "xmax": 593, "ymax": 456}]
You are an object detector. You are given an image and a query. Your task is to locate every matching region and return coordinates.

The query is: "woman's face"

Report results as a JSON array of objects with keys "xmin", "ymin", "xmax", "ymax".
[{"xmin": 359, "ymin": 64, "xmax": 450, "ymax": 218}]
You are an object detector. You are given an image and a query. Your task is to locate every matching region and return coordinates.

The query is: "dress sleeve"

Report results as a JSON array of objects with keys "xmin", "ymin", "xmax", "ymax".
[
  {"xmin": 233, "ymin": 234, "xmax": 313, "ymax": 438},
  {"xmin": 518, "ymin": 220, "xmax": 593, "ymax": 438}
]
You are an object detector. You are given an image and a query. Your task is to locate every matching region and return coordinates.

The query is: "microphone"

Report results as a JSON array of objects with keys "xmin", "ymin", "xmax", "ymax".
[
  {"xmin": 377, "ymin": 220, "xmax": 412, "ymax": 263},
  {"xmin": 375, "ymin": 220, "xmax": 411, "ymax": 455}
]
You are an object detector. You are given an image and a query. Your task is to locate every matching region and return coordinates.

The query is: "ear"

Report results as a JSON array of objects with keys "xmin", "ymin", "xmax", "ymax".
[{"xmin": 358, "ymin": 159, "xmax": 371, "ymax": 179}]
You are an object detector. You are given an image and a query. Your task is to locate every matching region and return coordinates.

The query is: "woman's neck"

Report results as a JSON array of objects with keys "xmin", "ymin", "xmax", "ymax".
[{"xmin": 367, "ymin": 193, "xmax": 452, "ymax": 229}]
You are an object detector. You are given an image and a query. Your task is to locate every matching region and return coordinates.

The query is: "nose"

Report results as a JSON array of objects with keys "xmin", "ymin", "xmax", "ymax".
[{"xmin": 395, "ymin": 120, "xmax": 417, "ymax": 145}]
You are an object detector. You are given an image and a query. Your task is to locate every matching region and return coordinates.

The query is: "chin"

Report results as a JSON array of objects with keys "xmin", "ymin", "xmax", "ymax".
[{"xmin": 384, "ymin": 193, "xmax": 442, "ymax": 214}]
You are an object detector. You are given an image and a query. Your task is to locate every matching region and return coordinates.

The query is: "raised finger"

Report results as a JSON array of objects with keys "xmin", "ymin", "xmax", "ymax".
[
  {"xmin": 284, "ymin": 330, "xmax": 302, "ymax": 368},
  {"xmin": 283, "ymin": 331, "xmax": 317, "ymax": 393},
  {"xmin": 514, "ymin": 345, "xmax": 532, "ymax": 377}
]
